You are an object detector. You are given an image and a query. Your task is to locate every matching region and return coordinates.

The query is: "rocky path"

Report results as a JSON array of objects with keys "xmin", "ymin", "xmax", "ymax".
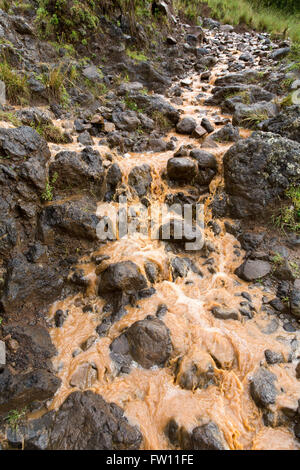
[{"xmin": 0, "ymin": 20, "xmax": 299, "ymax": 450}]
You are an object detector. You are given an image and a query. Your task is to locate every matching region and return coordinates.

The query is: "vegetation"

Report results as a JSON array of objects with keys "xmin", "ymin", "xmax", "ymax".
[
  {"xmin": 5, "ymin": 408, "xmax": 27, "ymax": 431},
  {"xmin": 42, "ymin": 172, "xmax": 58, "ymax": 202},
  {"xmin": 0, "ymin": 61, "xmax": 30, "ymax": 105},
  {"xmin": 126, "ymin": 49, "xmax": 148, "ymax": 62},
  {"xmin": 272, "ymin": 185, "xmax": 300, "ymax": 232},
  {"xmin": 175, "ymin": 0, "xmax": 300, "ymax": 44}
]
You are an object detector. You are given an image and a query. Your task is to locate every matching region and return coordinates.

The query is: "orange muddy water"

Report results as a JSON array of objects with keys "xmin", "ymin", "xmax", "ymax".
[{"xmin": 45, "ymin": 65, "xmax": 300, "ymax": 450}]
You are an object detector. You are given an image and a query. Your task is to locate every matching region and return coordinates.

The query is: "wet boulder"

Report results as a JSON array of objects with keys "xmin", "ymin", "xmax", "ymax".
[
  {"xmin": 49, "ymin": 147, "xmax": 105, "ymax": 197},
  {"xmin": 261, "ymin": 105, "xmax": 300, "ymax": 143},
  {"xmin": 15, "ymin": 107, "xmax": 52, "ymax": 127},
  {"xmin": 111, "ymin": 316, "xmax": 172, "ymax": 370},
  {"xmin": 128, "ymin": 164, "xmax": 152, "ymax": 198},
  {"xmin": 176, "ymin": 116, "xmax": 197, "ymax": 135},
  {"xmin": 1, "ymin": 254, "xmax": 63, "ymax": 315},
  {"xmin": 210, "ymin": 123, "xmax": 240, "ymax": 142},
  {"xmin": 134, "ymin": 61, "xmax": 171, "ymax": 93},
  {"xmin": 165, "ymin": 419, "xmax": 228, "ymax": 450},
  {"xmin": 1, "ymin": 324, "xmax": 57, "ymax": 372},
  {"xmin": 235, "ymin": 260, "xmax": 271, "ymax": 282},
  {"xmin": 167, "ymin": 157, "xmax": 197, "ymax": 181},
  {"xmin": 112, "ymin": 110, "xmax": 141, "ymax": 132},
  {"xmin": 250, "ymin": 367, "xmax": 278, "ymax": 409},
  {"xmin": 212, "ymin": 307, "xmax": 240, "ymax": 321},
  {"xmin": 98, "ymin": 261, "xmax": 147, "ymax": 295},
  {"xmin": 0, "ymin": 368, "xmax": 61, "ymax": 414},
  {"xmin": 232, "ymin": 102, "xmax": 278, "ymax": 128},
  {"xmin": 104, "ymin": 163, "xmax": 122, "ymax": 202},
  {"xmin": 191, "ymin": 422, "xmax": 229, "ymax": 450},
  {"xmin": 223, "ymin": 131, "xmax": 300, "ymax": 218},
  {"xmin": 126, "ymin": 93, "xmax": 180, "ymax": 125},
  {"xmin": 38, "ymin": 197, "xmax": 100, "ymax": 243},
  {"xmin": 0, "ymin": 126, "xmax": 50, "ymax": 190},
  {"xmin": 8, "ymin": 391, "xmax": 142, "ymax": 450}
]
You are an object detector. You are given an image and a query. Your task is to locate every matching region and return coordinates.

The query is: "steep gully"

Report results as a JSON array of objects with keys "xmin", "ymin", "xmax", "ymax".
[{"xmin": 33, "ymin": 35, "xmax": 300, "ymax": 450}]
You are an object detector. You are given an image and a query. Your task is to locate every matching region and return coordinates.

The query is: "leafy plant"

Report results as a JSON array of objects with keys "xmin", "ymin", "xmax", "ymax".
[
  {"xmin": 5, "ymin": 408, "xmax": 27, "ymax": 431},
  {"xmin": 42, "ymin": 172, "xmax": 58, "ymax": 202}
]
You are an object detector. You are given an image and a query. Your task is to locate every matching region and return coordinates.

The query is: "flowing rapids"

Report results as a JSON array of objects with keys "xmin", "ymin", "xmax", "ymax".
[{"xmin": 44, "ymin": 54, "xmax": 300, "ymax": 450}]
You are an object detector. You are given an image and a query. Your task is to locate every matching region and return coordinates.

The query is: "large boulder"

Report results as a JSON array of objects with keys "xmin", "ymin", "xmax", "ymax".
[
  {"xmin": 223, "ymin": 131, "xmax": 300, "ymax": 218},
  {"xmin": 49, "ymin": 147, "xmax": 105, "ymax": 197},
  {"xmin": 191, "ymin": 422, "xmax": 229, "ymax": 450},
  {"xmin": 1, "ymin": 254, "xmax": 63, "ymax": 315},
  {"xmin": 250, "ymin": 367, "xmax": 278, "ymax": 409},
  {"xmin": 0, "ymin": 368, "xmax": 61, "ymax": 414},
  {"xmin": 3, "ymin": 391, "xmax": 143, "ymax": 450},
  {"xmin": 261, "ymin": 105, "xmax": 300, "ymax": 143},
  {"xmin": 235, "ymin": 260, "xmax": 272, "ymax": 282},
  {"xmin": 110, "ymin": 316, "xmax": 172, "ymax": 369},
  {"xmin": 232, "ymin": 102, "xmax": 278, "ymax": 128},
  {"xmin": 38, "ymin": 198, "xmax": 100, "ymax": 243},
  {"xmin": 98, "ymin": 261, "xmax": 147, "ymax": 295},
  {"xmin": 167, "ymin": 157, "xmax": 197, "ymax": 181},
  {"xmin": 126, "ymin": 93, "xmax": 180, "ymax": 125},
  {"xmin": 176, "ymin": 116, "xmax": 197, "ymax": 135},
  {"xmin": 128, "ymin": 164, "xmax": 152, "ymax": 197}
]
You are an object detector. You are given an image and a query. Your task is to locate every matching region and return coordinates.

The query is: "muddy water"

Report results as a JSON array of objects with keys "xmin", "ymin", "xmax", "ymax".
[{"xmin": 46, "ymin": 66, "xmax": 300, "ymax": 450}]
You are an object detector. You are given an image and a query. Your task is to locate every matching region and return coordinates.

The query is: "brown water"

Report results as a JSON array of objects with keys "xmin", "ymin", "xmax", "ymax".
[{"xmin": 46, "ymin": 66, "xmax": 300, "ymax": 450}]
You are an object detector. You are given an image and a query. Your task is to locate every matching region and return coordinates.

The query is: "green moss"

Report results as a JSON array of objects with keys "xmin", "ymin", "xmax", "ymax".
[{"xmin": 126, "ymin": 49, "xmax": 148, "ymax": 62}]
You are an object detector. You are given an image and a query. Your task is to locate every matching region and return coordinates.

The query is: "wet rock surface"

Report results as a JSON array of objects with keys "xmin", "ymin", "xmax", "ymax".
[{"xmin": 1, "ymin": 391, "xmax": 142, "ymax": 450}]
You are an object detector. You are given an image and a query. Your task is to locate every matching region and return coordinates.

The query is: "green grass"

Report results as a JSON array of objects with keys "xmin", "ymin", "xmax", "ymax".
[
  {"xmin": 0, "ymin": 61, "xmax": 30, "ymax": 105},
  {"xmin": 175, "ymin": 0, "xmax": 300, "ymax": 44},
  {"xmin": 0, "ymin": 111, "xmax": 22, "ymax": 127},
  {"xmin": 272, "ymin": 185, "xmax": 300, "ymax": 232},
  {"xmin": 126, "ymin": 49, "xmax": 148, "ymax": 62}
]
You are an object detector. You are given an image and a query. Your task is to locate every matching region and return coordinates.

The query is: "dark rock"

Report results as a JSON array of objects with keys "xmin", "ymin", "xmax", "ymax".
[
  {"xmin": 99, "ymin": 261, "xmax": 147, "ymax": 295},
  {"xmin": 264, "ymin": 350, "xmax": 284, "ymax": 365},
  {"xmin": 128, "ymin": 164, "xmax": 152, "ymax": 197},
  {"xmin": 211, "ymin": 307, "xmax": 239, "ymax": 321},
  {"xmin": 250, "ymin": 367, "xmax": 278, "ymax": 408},
  {"xmin": 291, "ymin": 289, "xmax": 300, "ymax": 318},
  {"xmin": 38, "ymin": 198, "xmax": 100, "ymax": 243},
  {"xmin": 144, "ymin": 261, "xmax": 159, "ymax": 284},
  {"xmin": 176, "ymin": 116, "xmax": 197, "ymax": 135},
  {"xmin": 1, "ymin": 255, "xmax": 63, "ymax": 315},
  {"xmin": 49, "ymin": 147, "xmax": 104, "ymax": 197},
  {"xmin": 167, "ymin": 157, "xmax": 197, "ymax": 180},
  {"xmin": 232, "ymin": 102, "xmax": 278, "ymax": 128},
  {"xmin": 235, "ymin": 260, "xmax": 271, "ymax": 281},
  {"xmin": 192, "ymin": 422, "xmax": 228, "ymax": 450},
  {"xmin": 201, "ymin": 117, "xmax": 214, "ymax": 133},
  {"xmin": 211, "ymin": 124, "xmax": 240, "ymax": 142},
  {"xmin": 0, "ymin": 368, "xmax": 61, "ymax": 413},
  {"xmin": 270, "ymin": 47, "xmax": 290, "ymax": 60},
  {"xmin": 105, "ymin": 163, "xmax": 122, "ymax": 201},
  {"xmin": 124, "ymin": 316, "xmax": 172, "ymax": 369},
  {"xmin": 189, "ymin": 149, "xmax": 217, "ymax": 169},
  {"xmin": 223, "ymin": 131, "xmax": 300, "ymax": 218},
  {"xmin": 261, "ymin": 106, "xmax": 300, "ymax": 143},
  {"xmin": 12, "ymin": 391, "xmax": 142, "ymax": 450},
  {"xmin": 77, "ymin": 131, "xmax": 93, "ymax": 146}
]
